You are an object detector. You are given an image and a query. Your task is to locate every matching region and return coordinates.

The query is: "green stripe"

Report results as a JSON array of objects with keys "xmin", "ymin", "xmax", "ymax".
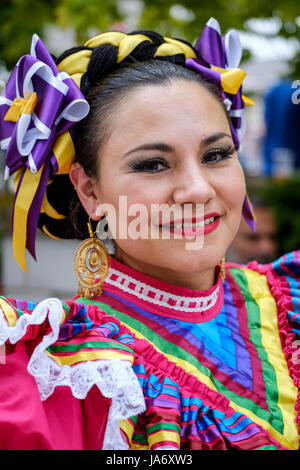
[
  {"xmin": 61, "ymin": 301, "xmax": 70, "ymax": 317},
  {"xmin": 132, "ymin": 433, "xmax": 148, "ymax": 444},
  {"xmin": 230, "ymin": 267, "xmax": 283, "ymax": 434},
  {"xmin": 77, "ymin": 294, "xmax": 282, "ymax": 433},
  {"xmin": 129, "ymin": 415, "xmax": 138, "ymax": 426},
  {"xmin": 256, "ymin": 445, "xmax": 279, "ymax": 450},
  {"xmin": 147, "ymin": 422, "xmax": 181, "ymax": 434},
  {"xmin": 47, "ymin": 339, "xmax": 133, "ymax": 354}
]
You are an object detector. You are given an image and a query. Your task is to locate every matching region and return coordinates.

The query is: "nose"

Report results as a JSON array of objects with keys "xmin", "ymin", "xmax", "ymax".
[{"xmin": 172, "ymin": 163, "xmax": 216, "ymax": 206}]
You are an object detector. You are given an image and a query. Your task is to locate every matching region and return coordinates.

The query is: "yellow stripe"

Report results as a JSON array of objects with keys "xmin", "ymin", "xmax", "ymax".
[
  {"xmin": 120, "ymin": 419, "xmax": 150, "ymax": 450},
  {"xmin": 0, "ymin": 298, "xmax": 18, "ymax": 327},
  {"xmin": 115, "ymin": 319, "xmax": 296, "ymax": 449},
  {"xmin": 148, "ymin": 430, "xmax": 180, "ymax": 448},
  {"xmin": 45, "ymin": 349, "xmax": 134, "ymax": 365},
  {"xmin": 121, "ymin": 417, "xmax": 180, "ymax": 449},
  {"xmin": 242, "ymin": 267, "xmax": 299, "ymax": 450},
  {"xmin": 130, "ymin": 443, "xmax": 149, "ymax": 450},
  {"xmin": 120, "ymin": 419, "xmax": 135, "ymax": 446},
  {"xmin": 13, "ymin": 165, "xmax": 44, "ymax": 272}
]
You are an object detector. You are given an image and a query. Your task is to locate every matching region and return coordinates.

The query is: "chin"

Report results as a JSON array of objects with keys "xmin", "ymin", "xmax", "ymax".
[{"xmin": 156, "ymin": 246, "xmax": 223, "ymax": 274}]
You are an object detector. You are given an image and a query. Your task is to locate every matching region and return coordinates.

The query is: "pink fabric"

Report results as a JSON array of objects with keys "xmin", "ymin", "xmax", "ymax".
[{"xmin": 0, "ymin": 341, "xmax": 111, "ymax": 450}]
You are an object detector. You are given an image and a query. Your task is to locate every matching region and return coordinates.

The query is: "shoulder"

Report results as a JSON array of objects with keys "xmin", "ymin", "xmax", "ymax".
[
  {"xmin": 225, "ymin": 252, "xmax": 300, "ymax": 333},
  {"xmin": 0, "ymin": 296, "xmax": 145, "ymax": 449},
  {"xmin": 0, "ymin": 295, "xmax": 144, "ymax": 409},
  {"xmin": 244, "ymin": 252, "xmax": 300, "ymax": 378},
  {"xmin": 244, "ymin": 250, "xmax": 300, "ymax": 281}
]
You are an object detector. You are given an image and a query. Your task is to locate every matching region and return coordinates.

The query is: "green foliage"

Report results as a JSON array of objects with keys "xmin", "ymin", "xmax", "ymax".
[
  {"xmin": 1, "ymin": 0, "xmax": 299, "ymax": 74},
  {"xmin": 0, "ymin": 0, "xmax": 59, "ymax": 70},
  {"xmin": 261, "ymin": 173, "xmax": 300, "ymax": 254},
  {"xmin": 55, "ymin": 0, "xmax": 121, "ymax": 42}
]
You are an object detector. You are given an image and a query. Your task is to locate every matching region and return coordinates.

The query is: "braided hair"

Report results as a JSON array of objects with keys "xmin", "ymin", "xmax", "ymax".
[{"xmin": 37, "ymin": 31, "xmax": 227, "ymax": 241}]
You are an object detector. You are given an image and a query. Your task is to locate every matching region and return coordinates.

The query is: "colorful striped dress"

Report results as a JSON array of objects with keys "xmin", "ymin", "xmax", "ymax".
[{"xmin": 0, "ymin": 251, "xmax": 299, "ymax": 450}]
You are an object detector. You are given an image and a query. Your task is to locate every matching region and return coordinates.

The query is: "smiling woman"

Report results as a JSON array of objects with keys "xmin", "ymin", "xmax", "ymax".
[
  {"xmin": 70, "ymin": 78, "xmax": 245, "ymax": 290},
  {"xmin": 0, "ymin": 18, "xmax": 299, "ymax": 451}
]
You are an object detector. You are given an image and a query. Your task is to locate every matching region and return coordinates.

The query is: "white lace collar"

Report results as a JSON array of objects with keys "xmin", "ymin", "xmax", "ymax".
[{"xmin": 104, "ymin": 256, "xmax": 223, "ymax": 316}]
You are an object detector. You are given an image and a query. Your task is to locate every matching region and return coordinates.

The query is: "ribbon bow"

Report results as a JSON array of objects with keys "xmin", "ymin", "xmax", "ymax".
[
  {"xmin": 186, "ymin": 17, "xmax": 254, "ymax": 150},
  {"xmin": 0, "ymin": 34, "xmax": 90, "ymax": 271}
]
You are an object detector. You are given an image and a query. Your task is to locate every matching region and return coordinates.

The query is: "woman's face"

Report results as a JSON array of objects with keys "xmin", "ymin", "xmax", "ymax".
[{"xmin": 81, "ymin": 80, "xmax": 245, "ymax": 286}]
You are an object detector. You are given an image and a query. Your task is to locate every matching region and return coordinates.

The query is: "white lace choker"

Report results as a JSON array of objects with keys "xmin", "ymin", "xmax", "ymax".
[{"xmin": 105, "ymin": 266, "xmax": 220, "ymax": 313}]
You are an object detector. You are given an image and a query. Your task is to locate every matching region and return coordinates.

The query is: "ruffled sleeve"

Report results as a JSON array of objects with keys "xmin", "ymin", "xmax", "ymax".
[
  {"xmin": 248, "ymin": 250, "xmax": 300, "ymax": 430},
  {"xmin": 0, "ymin": 297, "xmax": 145, "ymax": 449}
]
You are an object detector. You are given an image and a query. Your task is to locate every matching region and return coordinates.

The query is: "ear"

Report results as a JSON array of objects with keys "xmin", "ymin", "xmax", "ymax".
[{"xmin": 69, "ymin": 162, "xmax": 104, "ymax": 219}]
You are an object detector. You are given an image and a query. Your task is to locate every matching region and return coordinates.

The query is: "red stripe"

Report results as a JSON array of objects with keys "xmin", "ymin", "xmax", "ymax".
[
  {"xmin": 226, "ymin": 269, "xmax": 268, "ymax": 410},
  {"xmin": 101, "ymin": 291, "xmax": 269, "ymax": 408}
]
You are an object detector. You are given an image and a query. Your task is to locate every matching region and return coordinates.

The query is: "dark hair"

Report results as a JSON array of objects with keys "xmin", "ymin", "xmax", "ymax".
[{"xmin": 38, "ymin": 33, "xmax": 228, "ymax": 240}]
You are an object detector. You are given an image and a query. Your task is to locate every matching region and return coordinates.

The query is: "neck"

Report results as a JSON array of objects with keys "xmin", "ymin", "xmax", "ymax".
[{"xmin": 114, "ymin": 248, "xmax": 217, "ymax": 291}]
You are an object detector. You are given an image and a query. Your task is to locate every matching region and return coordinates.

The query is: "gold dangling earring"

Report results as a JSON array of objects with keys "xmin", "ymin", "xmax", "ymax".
[
  {"xmin": 220, "ymin": 256, "xmax": 226, "ymax": 283},
  {"xmin": 73, "ymin": 217, "xmax": 110, "ymax": 299}
]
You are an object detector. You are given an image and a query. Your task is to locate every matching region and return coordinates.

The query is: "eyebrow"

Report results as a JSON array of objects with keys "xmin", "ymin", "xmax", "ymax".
[{"xmin": 123, "ymin": 132, "xmax": 233, "ymax": 158}]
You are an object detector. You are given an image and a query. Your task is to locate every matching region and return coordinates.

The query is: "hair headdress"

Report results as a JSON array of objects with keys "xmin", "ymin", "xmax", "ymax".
[{"xmin": 0, "ymin": 18, "xmax": 255, "ymax": 270}]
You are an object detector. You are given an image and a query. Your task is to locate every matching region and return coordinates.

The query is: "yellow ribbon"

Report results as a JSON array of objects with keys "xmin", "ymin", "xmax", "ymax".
[
  {"xmin": 13, "ymin": 165, "xmax": 45, "ymax": 272},
  {"xmin": 156, "ymin": 37, "xmax": 196, "ymax": 59},
  {"xmin": 12, "ymin": 129, "xmax": 74, "ymax": 271},
  {"xmin": 242, "ymin": 94, "xmax": 255, "ymax": 106},
  {"xmin": 4, "ymin": 92, "xmax": 38, "ymax": 122},
  {"xmin": 211, "ymin": 66, "xmax": 246, "ymax": 95},
  {"xmin": 210, "ymin": 66, "xmax": 255, "ymax": 106}
]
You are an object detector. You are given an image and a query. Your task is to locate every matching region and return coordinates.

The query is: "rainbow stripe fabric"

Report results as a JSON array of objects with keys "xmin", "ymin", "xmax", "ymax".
[
  {"xmin": 80, "ymin": 251, "xmax": 299, "ymax": 450},
  {"xmin": 0, "ymin": 251, "xmax": 299, "ymax": 450}
]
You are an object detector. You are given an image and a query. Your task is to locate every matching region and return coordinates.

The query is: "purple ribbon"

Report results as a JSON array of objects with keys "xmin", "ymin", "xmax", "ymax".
[
  {"xmin": 0, "ymin": 34, "xmax": 89, "ymax": 264},
  {"xmin": 185, "ymin": 17, "xmax": 245, "ymax": 150}
]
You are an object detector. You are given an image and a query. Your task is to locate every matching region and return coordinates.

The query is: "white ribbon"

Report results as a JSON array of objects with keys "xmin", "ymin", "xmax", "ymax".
[
  {"xmin": 206, "ymin": 17, "xmax": 222, "ymax": 35},
  {"xmin": 224, "ymin": 29, "xmax": 242, "ymax": 69},
  {"xmin": 54, "ymin": 99, "xmax": 90, "ymax": 125}
]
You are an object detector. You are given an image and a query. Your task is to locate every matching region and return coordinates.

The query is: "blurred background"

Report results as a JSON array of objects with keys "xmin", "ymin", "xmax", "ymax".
[{"xmin": 1, "ymin": 0, "xmax": 300, "ymax": 300}]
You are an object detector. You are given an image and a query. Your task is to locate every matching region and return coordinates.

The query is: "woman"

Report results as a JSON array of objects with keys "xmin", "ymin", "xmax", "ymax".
[{"xmin": 0, "ymin": 18, "xmax": 299, "ymax": 450}]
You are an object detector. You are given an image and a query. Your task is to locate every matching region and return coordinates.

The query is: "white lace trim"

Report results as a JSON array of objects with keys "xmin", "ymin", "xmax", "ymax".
[
  {"xmin": 106, "ymin": 267, "xmax": 220, "ymax": 313},
  {"xmin": 0, "ymin": 298, "xmax": 145, "ymax": 450}
]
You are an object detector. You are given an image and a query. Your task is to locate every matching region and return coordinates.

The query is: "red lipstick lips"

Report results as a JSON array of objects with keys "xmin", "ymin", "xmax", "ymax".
[{"xmin": 159, "ymin": 213, "xmax": 220, "ymax": 237}]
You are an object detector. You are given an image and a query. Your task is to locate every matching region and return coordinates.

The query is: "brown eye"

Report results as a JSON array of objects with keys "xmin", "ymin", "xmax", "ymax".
[
  {"xmin": 203, "ymin": 145, "xmax": 235, "ymax": 165},
  {"xmin": 129, "ymin": 158, "xmax": 169, "ymax": 173}
]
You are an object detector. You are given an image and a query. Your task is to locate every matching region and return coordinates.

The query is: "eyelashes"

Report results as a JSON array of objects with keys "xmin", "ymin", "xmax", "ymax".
[
  {"xmin": 128, "ymin": 157, "xmax": 168, "ymax": 173},
  {"xmin": 203, "ymin": 144, "xmax": 235, "ymax": 165},
  {"xmin": 128, "ymin": 144, "xmax": 236, "ymax": 173}
]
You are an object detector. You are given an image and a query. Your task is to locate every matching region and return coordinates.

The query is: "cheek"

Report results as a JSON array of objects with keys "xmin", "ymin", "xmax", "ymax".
[
  {"xmin": 98, "ymin": 177, "xmax": 156, "ymax": 233},
  {"xmin": 221, "ymin": 165, "xmax": 245, "ymax": 212}
]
